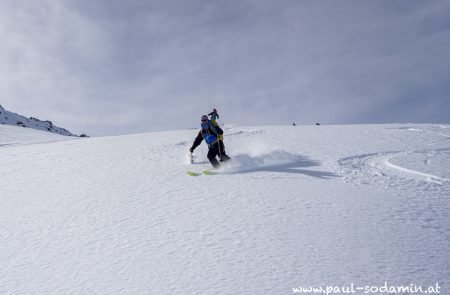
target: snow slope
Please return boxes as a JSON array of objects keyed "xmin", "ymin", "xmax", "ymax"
[
  {"xmin": 1, "ymin": 123, "xmax": 449, "ymax": 294},
  {"xmin": 0, "ymin": 104, "xmax": 76, "ymax": 136}
]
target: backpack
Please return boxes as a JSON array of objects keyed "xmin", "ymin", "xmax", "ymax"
[{"xmin": 201, "ymin": 121, "xmax": 219, "ymax": 146}]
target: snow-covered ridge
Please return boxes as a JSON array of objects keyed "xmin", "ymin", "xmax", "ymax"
[{"xmin": 0, "ymin": 104, "xmax": 76, "ymax": 136}]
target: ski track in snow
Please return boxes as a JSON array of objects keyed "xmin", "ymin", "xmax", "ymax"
[
  {"xmin": 1, "ymin": 124, "xmax": 450, "ymax": 294},
  {"xmin": 336, "ymin": 125, "xmax": 450, "ymax": 244},
  {"xmin": 337, "ymin": 148, "xmax": 450, "ymax": 194}
]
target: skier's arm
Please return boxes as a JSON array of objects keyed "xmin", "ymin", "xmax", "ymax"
[{"xmin": 190, "ymin": 131, "xmax": 203, "ymax": 152}]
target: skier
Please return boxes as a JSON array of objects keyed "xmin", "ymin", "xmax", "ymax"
[
  {"xmin": 208, "ymin": 109, "xmax": 222, "ymax": 136},
  {"xmin": 189, "ymin": 111, "xmax": 231, "ymax": 168},
  {"xmin": 208, "ymin": 108, "xmax": 219, "ymax": 121}
]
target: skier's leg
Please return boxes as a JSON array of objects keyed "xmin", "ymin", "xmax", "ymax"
[
  {"xmin": 221, "ymin": 154, "xmax": 231, "ymax": 161},
  {"xmin": 207, "ymin": 144, "xmax": 220, "ymax": 168},
  {"xmin": 219, "ymin": 141, "xmax": 231, "ymax": 162}
]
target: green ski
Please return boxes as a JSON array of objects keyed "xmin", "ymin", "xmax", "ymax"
[
  {"xmin": 187, "ymin": 170, "xmax": 218, "ymax": 176},
  {"xmin": 203, "ymin": 170, "xmax": 217, "ymax": 175},
  {"xmin": 187, "ymin": 171, "xmax": 201, "ymax": 176}
]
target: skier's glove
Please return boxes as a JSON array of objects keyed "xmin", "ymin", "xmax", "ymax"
[{"xmin": 189, "ymin": 148, "xmax": 194, "ymax": 153}]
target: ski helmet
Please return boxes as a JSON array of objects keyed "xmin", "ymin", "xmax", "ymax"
[{"xmin": 201, "ymin": 115, "xmax": 208, "ymax": 122}]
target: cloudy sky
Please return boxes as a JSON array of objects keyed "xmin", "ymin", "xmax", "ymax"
[{"xmin": 1, "ymin": 0, "xmax": 449, "ymax": 136}]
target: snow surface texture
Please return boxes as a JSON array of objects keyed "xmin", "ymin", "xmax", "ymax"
[
  {"xmin": 1, "ymin": 124, "xmax": 449, "ymax": 294},
  {"xmin": 0, "ymin": 104, "xmax": 75, "ymax": 136}
]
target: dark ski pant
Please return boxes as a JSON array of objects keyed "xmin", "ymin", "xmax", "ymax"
[{"xmin": 208, "ymin": 140, "xmax": 231, "ymax": 168}]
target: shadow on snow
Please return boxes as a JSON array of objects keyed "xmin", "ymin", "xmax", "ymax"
[{"xmin": 220, "ymin": 151, "xmax": 338, "ymax": 179}]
